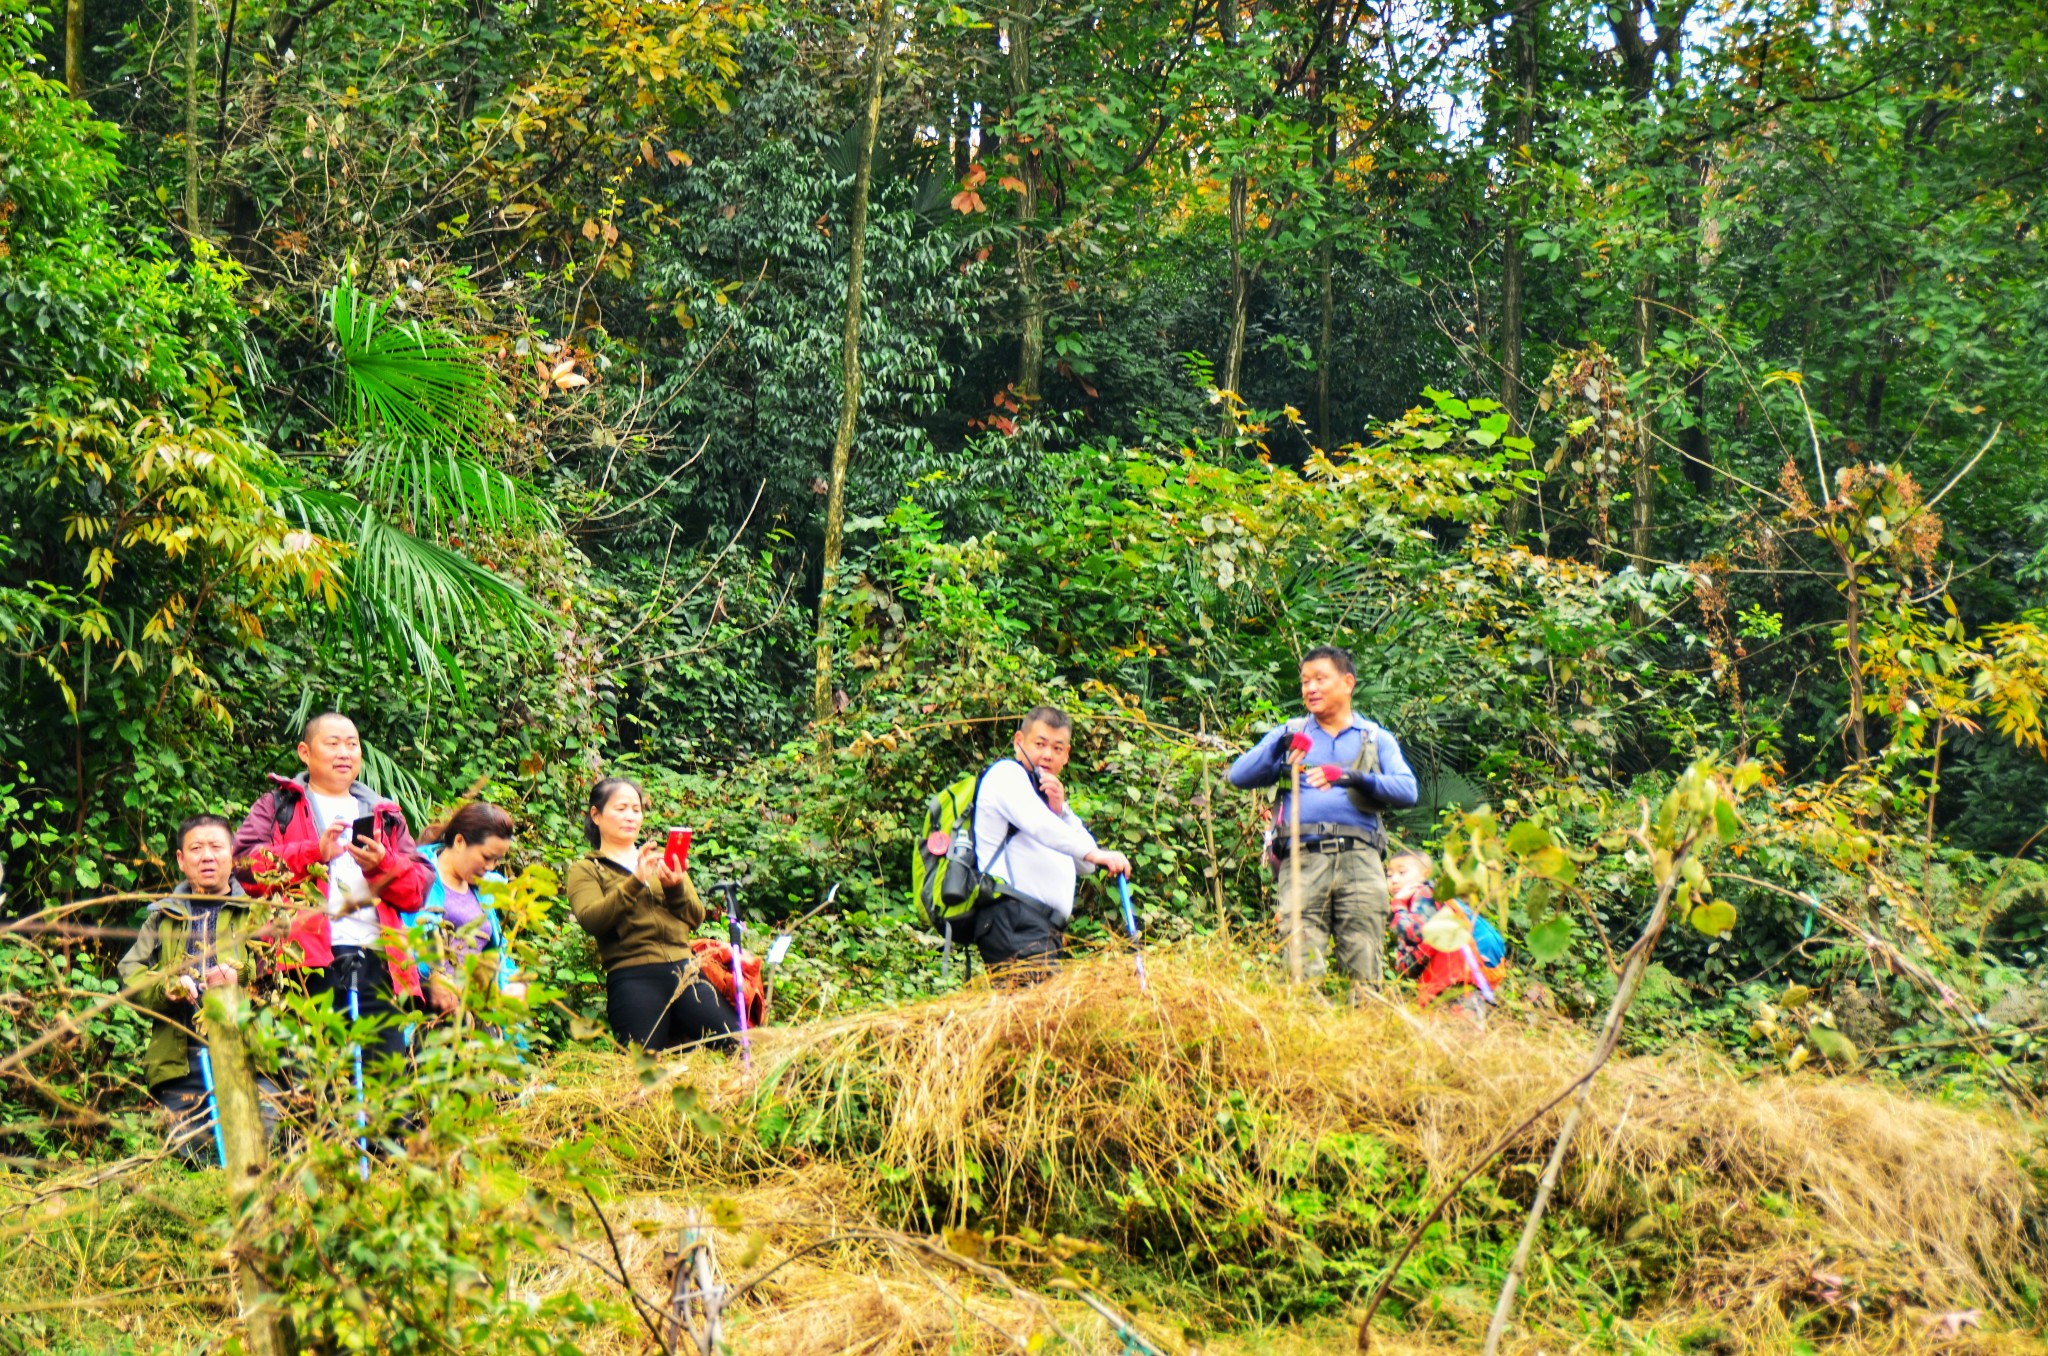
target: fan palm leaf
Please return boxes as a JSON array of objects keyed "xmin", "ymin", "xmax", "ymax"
[
  {"xmin": 276, "ymin": 485, "xmax": 539, "ymax": 694},
  {"xmin": 326, "ymin": 279, "xmax": 499, "ymax": 442},
  {"xmin": 348, "ymin": 439, "xmax": 555, "ymax": 537}
]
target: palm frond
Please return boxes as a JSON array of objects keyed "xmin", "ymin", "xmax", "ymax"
[
  {"xmin": 347, "ymin": 439, "xmax": 555, "ymax": 537},
  {"xmin": 276, "ymin": 485, "xmax": 539, "ymax": 695},
  {"xmin": 326, "ymin": 280, "xmax": 499, "ymax": 443}
]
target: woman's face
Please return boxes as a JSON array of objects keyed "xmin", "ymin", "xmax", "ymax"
[
  {"xmin": 447, "ymin": 834, "xmax": 511, "ymax": 884},
  {"xmin": 592, "ymin": 786, "xmax": 644, "ymax": 846}
]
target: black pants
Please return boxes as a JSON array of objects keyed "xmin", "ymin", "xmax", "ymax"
[
  {"xmin": 974, "ymin": 894, "xmax": 1067, "ymax": 981},
  {"xmin": 306, "ymin": 947, "xmax": 411, "ymax": 1067},
  {"xmin": 607, "ymin": 961, "xmax": 739, "ymax": 1052},
  {"xmin": 153, "ymin": 1067, "xmax": 284, "ymax": 1166}
]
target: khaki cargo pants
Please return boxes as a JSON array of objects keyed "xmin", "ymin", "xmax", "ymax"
[{"xmin": 1275, "ymin": 844, "xmax": 1390, "ymax": 984}]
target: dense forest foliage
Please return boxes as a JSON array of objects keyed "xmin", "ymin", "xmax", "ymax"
[{"xmin": 3, "ymin": 0, "xmax": 2048, "ymax": 1344}]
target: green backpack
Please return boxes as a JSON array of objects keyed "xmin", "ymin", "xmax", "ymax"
[{"xmin": 911, "ymin": 764, "xmax": 1022, "ymax": 972}]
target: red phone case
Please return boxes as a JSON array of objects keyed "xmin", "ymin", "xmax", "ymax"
[{"xmin": 665, "ymin": 826, "xmax": 692, "ymax": 872}]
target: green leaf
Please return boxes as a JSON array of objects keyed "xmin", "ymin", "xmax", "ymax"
[
  {"xmin": 1526, "ymin": 916, "xmax": 1573, "ymax": 962},
  {"xmin": 1806, "ymin": 1025, "xmax": 1860, "ymax": 1065},
  {"xmin": 1527, "ymin": 845, "xmax": 1576, "ymax": 883},
  {"xmin": 1713, "ymin": 798, "xmax": 1741, "ymax": 844},
  {"xmin": 1505, "ymin": 820, "xmax": 1552, "ymax": 855},
  {"xmin": 1689, "ymin": 900, "xmax": 1738, "ymax": 937}
]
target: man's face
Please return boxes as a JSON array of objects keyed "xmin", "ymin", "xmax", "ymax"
[
  {"xmin": 298, "ymin": 716, "xmax": 361, "ymax": 792},
  {"xmin": 1300, "ymin": 658, "xmax": 1356, "ymax": 717},
  {"xmin": 1014, "ymin": 719, "xmax": 1073, "ymax": 777},
  {"xmin": 177, "ymin": 826, "xmax": 233, "ymax": 892}
]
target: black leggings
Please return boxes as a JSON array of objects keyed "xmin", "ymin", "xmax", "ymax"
[{"xmin": 607, "ymin": 961, "xmax": 739, "ymax": 1052}]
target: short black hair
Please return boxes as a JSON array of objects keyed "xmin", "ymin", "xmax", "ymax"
[
  {"xmin": 1301, "ymin": 645, "xmax": 1356, "ymax": 677},
  {"xmin": 1019, "ymin": 705, "xmax": 1072, "ymax": 735},
  {"xmin": 301, "ymin": 711, "xmax": 355, "ymax": 742},
  {"xmin": 176, "ymin": 814, "xmax": 233, "ymax": 852}
]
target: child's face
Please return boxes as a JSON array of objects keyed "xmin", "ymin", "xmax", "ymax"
[{"xmin": 1387, "ymin": 857, "xmax": 1429, "ymax": 898}]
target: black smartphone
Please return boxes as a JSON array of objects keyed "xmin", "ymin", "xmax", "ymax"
[{"xmin": 350, "ymin": 813, "xmax": 377, "ymax": 844}]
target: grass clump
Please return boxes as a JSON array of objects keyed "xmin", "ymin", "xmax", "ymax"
[{"xmin": 527, "ymin": 939, "xmax": 2048, "ymax": 1346}]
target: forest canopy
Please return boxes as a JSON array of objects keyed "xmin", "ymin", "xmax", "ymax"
[{"xmin": 4, "ymin": 0, "xmax": 2048, "ymax": 1337}]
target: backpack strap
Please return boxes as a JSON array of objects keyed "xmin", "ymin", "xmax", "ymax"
[{"xmin": 971, "ymin": 760, "xmax": 1025, "ymax": 882}]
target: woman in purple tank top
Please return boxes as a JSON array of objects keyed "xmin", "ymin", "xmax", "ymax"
[{"xmin": 413, "ymin": 802, "xmax": 518, "ymax": 1012}]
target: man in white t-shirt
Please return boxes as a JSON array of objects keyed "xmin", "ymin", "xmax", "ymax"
[
  {"xmin": 970, "ymin": 706, "xmax": 1132, "ymax": 976},
  {"xmin": 233, "ymin": 713, "xmax": 434, "ymax": 1063}
]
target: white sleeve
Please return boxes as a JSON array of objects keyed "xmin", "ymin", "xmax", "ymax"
[
  {"xmin": 980, "ymin": 762, "xmax": 1098, "ymax": 863},
  {"xmin": 1063, "ymin": 807, "xmax": 1100, "ymax": 875}
]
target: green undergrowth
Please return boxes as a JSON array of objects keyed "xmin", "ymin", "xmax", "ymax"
[{"xmin": 5, "ymin": 948, "xmax": 2046, "ymax": 1354}]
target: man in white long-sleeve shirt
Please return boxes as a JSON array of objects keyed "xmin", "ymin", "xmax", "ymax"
[{"xmin": 971, "ymin": 706, "xmax": 1132, "ymax": 975}]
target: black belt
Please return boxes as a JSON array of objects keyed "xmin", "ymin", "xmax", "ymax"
[{"xmin": 1277, "ymin": 836, "xmax": 1375, "ymax": 859}]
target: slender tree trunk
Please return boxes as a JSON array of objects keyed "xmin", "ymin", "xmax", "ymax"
[
  {"xmin": 183, "ymin": 0, "xmax": 203, "ymax": 232},
  {"xmin": 1217, "ymin": 0, "xmax": 1248, "ymax": 447},
  {"xmin": 1315, "ymin": 235, "xmax": 1335, "ymax": 442},
  {"xmin": 1500, "ymin": 0, "xmax": 1538, "ymax": 535},
  {"xmin": 1008, "ymin": 0, "xmax": 1044, "ymax": 400},
  {"xmin": 1629, "ymin": 288, "xmax": 1655, "ymax": 572},
  {"xmin": 811, "ymin": 0, "xmax": 892, "ymax": 727},
  {"xmin": 1313, "ymin": 44, "xmax": 1339, "ymax": 444},
  {"xmin": 1220, "ymin": 172, "xmax": 1249, "ymax": 446},
  {"xmin": 1842, "ymin": 556, "xmax": 1867, "ymax": 761},
  {"xmin": 1479, "ymin": 855, "xmax": 1686, "ymax": 1355},
  {"xmin": 66, "ymin": 0, "xmax": 86, "ymax": 94},
  {"xmin": 202, "ymin": 987, "xmax": 287, "ymax": 1356},
  {"xmin": 950, "ymin": 93, "xmax": 969, "ymax": 181}
]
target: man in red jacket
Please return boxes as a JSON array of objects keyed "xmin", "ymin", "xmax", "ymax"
[{"xmin": 233, "ymin": 712, "xmax": 434, "ymax": 1064}]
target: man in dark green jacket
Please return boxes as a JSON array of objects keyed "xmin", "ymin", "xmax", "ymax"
[{"xmin": 119, "ymin": 815, "xmax": 281, "ymax": 1163}]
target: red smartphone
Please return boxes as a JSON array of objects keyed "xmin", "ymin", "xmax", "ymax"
[{"xmin": 664, "ymin": 826, "xmax": 692, "ymax": 872}]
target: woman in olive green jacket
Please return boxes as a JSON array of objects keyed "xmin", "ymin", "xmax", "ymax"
[{"xmin": 565, "ymin": 778, "xmax": 738, "ymax": 1051}]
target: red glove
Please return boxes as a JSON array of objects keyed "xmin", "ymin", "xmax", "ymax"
[
  {"xmin": 1319, "ymin": 764, "xmax": 1345, "ymax": 785},
  {"xmin": 1288, "ymin": 731, "xmax": 1314, "ymax": 756}
]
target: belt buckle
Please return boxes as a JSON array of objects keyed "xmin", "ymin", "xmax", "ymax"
[{"xmin": 1314, "ymin": 838, "xmax": 1344, "ymax": 854}]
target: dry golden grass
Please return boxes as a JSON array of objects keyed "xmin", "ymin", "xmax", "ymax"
[{"xmin": 519, "ymin": 939, "xmax": 2048, "ymax": 1353}]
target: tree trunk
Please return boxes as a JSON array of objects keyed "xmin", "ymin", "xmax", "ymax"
[
  {"xmin": 1217, "ymin": 0, "xmax": 1248, "ymax": 447},
  {"xmin": 1313, "ymin": 42, "xmax": 1339, "ymax": 445},
  {"xmin": 1315, "ymin": 234, "xmax": 1335, "ymax": 443},
  {"xmin": 1008, "ymin": 0, "xmax": 1044, "ymax": 400},
  {"xmin": 1629, "ymin": 287, "xmax": 1654, "ymax": 572},
  {"xmin": 810, "ymin": 0, "xmax": 893, "ymax": 727},
  {"xmin": 1220, "ymin": 171, "xmax": 1249, "ymax": 447},
  {"xmin": 183, "ymin": 0, "xmax": 203, "ymax": 233},
  {"xmin": 1500, "ymin": 0, "xmax": 1538, "ymax": 535},
  {"xmin": 1479, "ymin": 854, "xmax": 1686, "ymax": 1354},
  {"xmin": 66, "ymin": 0, "xmax": 86, "ymax": 94},
  {"xmin": 202, "ymin": 986, "xmax": 288, "ymax": 1356}
]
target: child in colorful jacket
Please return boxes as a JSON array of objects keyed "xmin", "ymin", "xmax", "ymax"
[{"xmin": 1387, "ymin": 851, "xmax": 1507, "ymax": 1008}]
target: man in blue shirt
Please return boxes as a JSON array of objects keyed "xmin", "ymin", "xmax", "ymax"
[{"xmin": 1229, "ymin": 645, "xmax": 1418, "ymax": 986}]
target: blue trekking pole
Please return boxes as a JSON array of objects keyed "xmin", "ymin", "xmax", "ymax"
[
  {"xmin": 195, "ymin": 1044, "xmax": 227, "ymax": 1168},
  {"xmin": 1116, "ymin": 876, "xmax": 1149, "ymax": 993},
  {"xmin": 347, "ymin": 971, "xmax": 369, "ymax": 1181}
]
